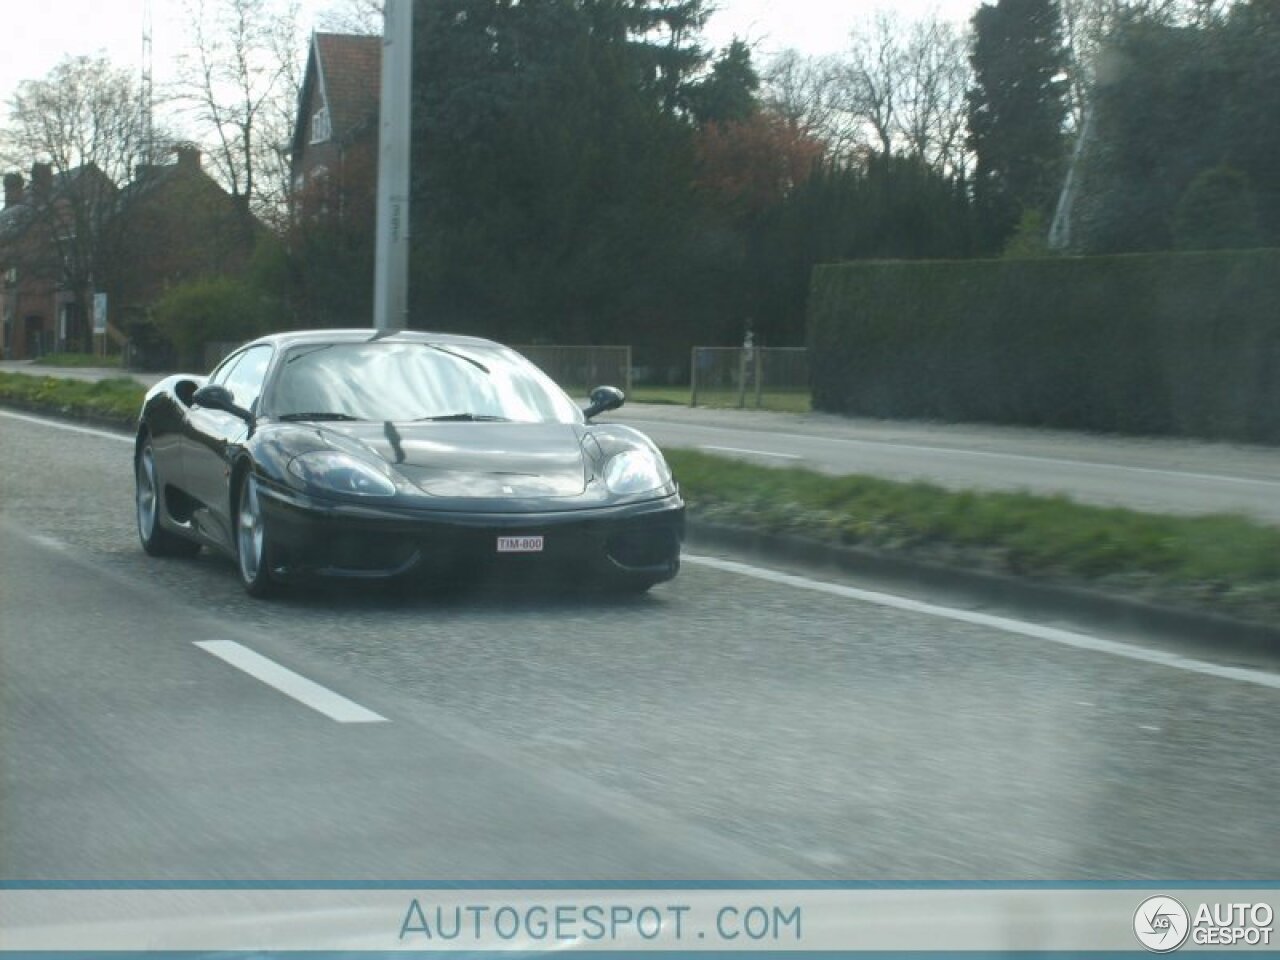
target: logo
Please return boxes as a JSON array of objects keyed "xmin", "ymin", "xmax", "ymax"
[{"xmin": 1135, "ymin": 896, "xmax": 1190, "ymax": 953}]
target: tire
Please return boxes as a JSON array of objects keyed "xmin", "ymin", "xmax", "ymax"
[
  {"xmin": 235, "ymin": 471, "xmax": 279, "ymax": 598},
  {"xmin": 136, "ymin": 439, "xmax": 200, "ymax": 558}
]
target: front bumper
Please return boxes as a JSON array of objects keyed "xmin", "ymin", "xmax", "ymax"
[{"xmin": 256, "ymin": 484, "xmax": 685, "ymax": 584}]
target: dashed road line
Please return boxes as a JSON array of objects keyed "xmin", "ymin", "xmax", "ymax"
[{"xmin": 194, "ymin": 640, "xmax": 389, "ymax": 724}]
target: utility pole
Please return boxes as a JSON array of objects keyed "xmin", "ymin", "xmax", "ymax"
[
  {"xmin": 373, "ymin": 0, "xmax": 413, "ymax": 331},
  {"xmin": 141, "ymin": 0, "xmax": 155, "ymax": 162}
]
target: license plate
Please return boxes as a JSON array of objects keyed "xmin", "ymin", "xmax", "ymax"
[{"xmin": 497, "ymin": 536, "xmax": 544, "ymax": 553}]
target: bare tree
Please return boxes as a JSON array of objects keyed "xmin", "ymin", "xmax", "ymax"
[
  {"xmin": 316, "ymin": 0, "xmax": 384, "ymax": 34},
  {"xmin": 2, "ymin": 55, "xmax": 151, "ymax": 338},
  {"xmin": 899, "ymin": 16, "xmax": 971, "ymax": 174},
  {"xmin": 836, "ymin": 10, "xmax": 906, "ymax": 157},
  {"xmin": 173, "ymin": 0, "xmax": 305, "ymax": 226},
  {"xmin": 762, "ymin": 50, "xmax": 855, "ymax": 155},
  {"xmin": 784, "ymin": 11, "xmax": 969, "ymax": 172}
]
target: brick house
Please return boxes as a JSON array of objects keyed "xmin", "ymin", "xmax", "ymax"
[
  {"xmin": 1, "ymin": 147, "xmax": 257, "ymax": 361},
  {"xmin": 110, "ymin": 146, "xmax": 257, "ymax": 323},
  {"xmin": 285, "ymin": 33, "xmax": 382, "ymax": 328},
  {"xmin": 290, "ymin": 32, "xmax": 381, "ymax": 222},
  {"xmin": 0, "ymin": 163, "xmax": 117, "ymax": 359}
]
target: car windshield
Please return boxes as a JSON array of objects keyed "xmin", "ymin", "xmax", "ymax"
[{"xmin": 269, "ymin": 340, "xmax": 583, "ymax": 424}]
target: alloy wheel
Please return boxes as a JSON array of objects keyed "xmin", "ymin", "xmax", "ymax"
[{"xmin": 237, "ymin": 474, "xmax": 265, "ymax": 584}]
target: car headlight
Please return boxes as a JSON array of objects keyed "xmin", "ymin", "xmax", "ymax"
[
  {"xmin": 287, "ymin": 451, "xmax": 396, "ymax": 497},
  {"xmin": 603, "ymin": 449, "xmax": 671, "ymax": 496}
]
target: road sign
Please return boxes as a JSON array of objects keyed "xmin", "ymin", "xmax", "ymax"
[{"xmin": 93, "ymin": 293, "xmax": 107, "ymax": 334}]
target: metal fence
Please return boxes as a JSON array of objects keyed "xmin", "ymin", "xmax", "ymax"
[
  {"xmin": 690, "ymin": 346, "xmax": 810, "ymax": 411},
  {"xmin": 513, "ymin": 344, "xmax": 632, "ymax": 397}
]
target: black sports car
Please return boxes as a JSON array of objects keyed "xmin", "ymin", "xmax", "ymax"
[{"xmin": 134, "ymin": 329, "xmax": 684, "ymax": 596}]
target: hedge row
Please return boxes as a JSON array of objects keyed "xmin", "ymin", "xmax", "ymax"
[{"xmin": 807, "ymin": 249, "xmax": 1280, "ymax": 443}]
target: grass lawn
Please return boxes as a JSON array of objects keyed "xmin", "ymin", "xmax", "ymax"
[
  {"xmin": 31, "ymin": 352, "xmax": 122, "ymax": 368},
  {"xmin": 668, "ymin": 448, "xmax": 1280, "ymax": 626},
  {"xmin": 0, "ymin": 372, "xmax": 143, "ymax": 422}
]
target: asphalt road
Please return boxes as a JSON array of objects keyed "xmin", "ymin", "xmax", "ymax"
[
  {"xmin": 5, "ymin": 361, "xmax": 1279, "ymax": 523},
  {"xmin": 2, "ymin": 409, "xmax": 1279, "ymax": 881}
]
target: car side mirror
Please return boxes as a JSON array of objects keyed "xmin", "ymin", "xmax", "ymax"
[
  {"xmin": 583, "ymin": 385, "xmax": 625, "ymax": 420},
  {"xmin": 174, "ymin": 378, "xmax": 202, "ymax": 407},
  {"xmin": 193, "ymin": 384, "xmax": 254, "ymax": 426}
]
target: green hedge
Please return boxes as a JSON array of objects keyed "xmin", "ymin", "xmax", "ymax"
[{"xmin": 807, "ymin": 250, "xmax": 1280, "ymax": 443}]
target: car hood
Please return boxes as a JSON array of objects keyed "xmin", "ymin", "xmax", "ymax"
[{"xmin": 315, "ymin": 420, "xmax": 589, "ymax": 498}]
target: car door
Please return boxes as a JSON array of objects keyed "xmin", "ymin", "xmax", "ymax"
[
  {"xmin": 184, "ymin": 345, "xmax": 274, "ymax": 551},
  {"xmin": 145, "ymin": 378, "xmax": 198, "ymax": 502}
]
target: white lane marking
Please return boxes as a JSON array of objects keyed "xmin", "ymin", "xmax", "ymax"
[
  {"xmin": 28, "ymin": 533, "xmax": 68, "ymax": 551},
  {"xmin": 194, "ymin": 640, "xmax": 388, "ymax": 724},
  {"xmin": 0, "ymin": 408, "xmax": 133, "ymax": 443},
  {"xmin": 684, "ymin": 554, "xmax": 1280, "ymax": 692},
  {"xmin": 701, "ymin": 444, "xmax": 802, "ymax": 461},
  {"xmin": 630, "ymin": 418, "xmax": 1280, "ymax": 490}
]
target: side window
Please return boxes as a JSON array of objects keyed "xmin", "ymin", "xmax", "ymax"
[
  {"xmin": 221, "ymin": 346, "xmax": 273, "ymax": 411},
  {"xmin": 209, "ymin": 352, "xmax": 243, "ymax": 386}
]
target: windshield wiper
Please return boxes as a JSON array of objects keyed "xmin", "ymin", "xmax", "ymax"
[
  {"xmin": 421, "ymin": 343, "xmax": 490, "ymax": 374},
  {"xmin": 277, "ymin": 412, "xmax": 361, "ymax": 422},
  {"xmin": 285, "ymin": 345, "xmax": 334, "ymax": 364},
  {"xmin": 416, "ymin": 413, "xmax": 510, "ymax": 422}
]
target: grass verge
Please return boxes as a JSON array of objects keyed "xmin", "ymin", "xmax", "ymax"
[
  {"xmin": 31, "ymin": 352, "xmax": 123, "ymax": 368},
  {"xmin": 0, "ymin": 372, "xmax": 143, "ymax": 423},
  {"xmin": 1, "ymin": 374, "xmax": 1273, "ymax": 627},
  {"xmin": 668, "ymin": 449, "xmax": 1280, "ymax": 627}
]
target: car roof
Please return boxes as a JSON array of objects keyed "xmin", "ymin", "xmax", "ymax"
[{"xmin": 241, "ymin": 329, "xmax": 505, "ymax": 352}]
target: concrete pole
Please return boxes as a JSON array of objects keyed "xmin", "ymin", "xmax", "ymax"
[{"xmin": 372, "ymin": 0, "xmax": 413, "ymax": 331}]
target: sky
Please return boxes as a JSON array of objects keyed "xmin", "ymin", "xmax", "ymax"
[
  {"xmin": 700, "ymin": 0, "xmax": 978, "ymax": 55},
  {"xmin": 0, "ymin": 0, "xmax": 982, "ymax": 127}
]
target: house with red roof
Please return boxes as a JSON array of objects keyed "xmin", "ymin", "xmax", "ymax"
[
  {"xmin": 1, "ymin": 147, "xmax": 260, "ymax": 361},
  {"xmin": 0, "ymin": 163, "xmax": 118, "ymax": 359},
  {"xmin": 290, "ymin": 32, "xmax": 382, "ymax": 223}
]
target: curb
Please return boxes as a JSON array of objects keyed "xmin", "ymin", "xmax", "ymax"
[{"xmin": 686, "ymin": 521, "xmax": 1280, "ymax": 661}]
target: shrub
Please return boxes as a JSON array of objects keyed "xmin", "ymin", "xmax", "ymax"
[{"xmin": 152, "ymin": 277, "xmax": 276, "ymax": 368}]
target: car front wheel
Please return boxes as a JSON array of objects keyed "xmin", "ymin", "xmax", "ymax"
[{"xmin": 236, "ymin": 472, "xmax": 279, "ymax": 597}]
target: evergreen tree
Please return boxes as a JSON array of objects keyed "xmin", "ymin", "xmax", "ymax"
[
  {"xmin": 408, "ymin": 0, "xmax": 714, "ymax": 345},
  {"xmin": 745, "ymin": 155, "xmax": 983, "ymax": 345},
  {"xmin": 966, "ymin": 0, "xmax": 1070, "ymax": 244},
  {"xmin": 1069, "ymin": 1, "xmax": 1280, "ymax": 253},
  {"xmin": 688, "ymin": 40, "xmax": 760, "ymax": 125}
]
